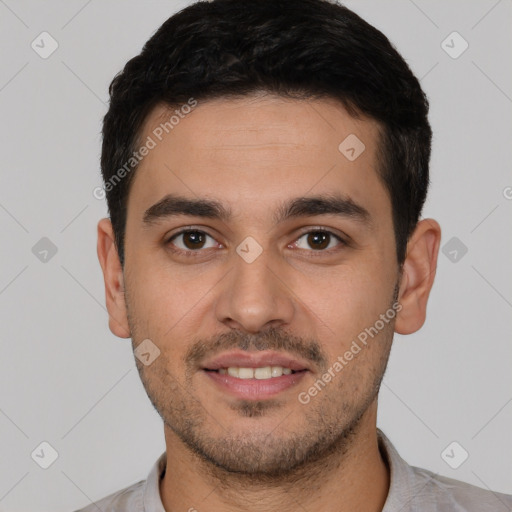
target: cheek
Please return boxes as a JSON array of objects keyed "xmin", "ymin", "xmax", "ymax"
[
  {"xmin": 128, "ymin": 260, "xmax": 207, "ymax": 321},
  {"xmin": 298, "ymin": 262, "xmax": 395, "ymax": 351},
  {"xmin": 126, "ymin": 262, "xmax": 220, "ymax": 363}
]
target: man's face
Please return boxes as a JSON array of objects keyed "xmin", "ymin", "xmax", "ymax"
[{"xmin": 122, "ymin": 94, "xmax": 400, "ymax": 474}]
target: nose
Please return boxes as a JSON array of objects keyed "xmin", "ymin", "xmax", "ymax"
[{"xmin": 214, "ymin": 245, "xmax": 296, "ymax": 333}]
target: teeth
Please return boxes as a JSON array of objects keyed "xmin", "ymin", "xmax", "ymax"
[
  {"xmin": 238, "ymin": 367, "xmax": 254, "ymax": 379},
  {"xmin": 271, "ymin": 366, "xmax": 283, "ymax": 377},
  {"xmin": 219, "ymin": 366, "xmax": 295, "ymax": 379},
  {"xmin": 254, "ymin": 366, "xmax": 272, "ymax": 379},
  {"xmin": 227, "ymin": 367, "xmax": 239, "ymax": 377}
]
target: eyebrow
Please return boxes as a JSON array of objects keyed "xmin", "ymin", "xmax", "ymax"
[{"xmin": 142, "ymin": 193, "xmax": 371, "ymax": 227}]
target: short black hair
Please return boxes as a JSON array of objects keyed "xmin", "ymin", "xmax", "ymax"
[{"xmin": 101, "ymin": 0, "xmax": 431, "ymax": 267}]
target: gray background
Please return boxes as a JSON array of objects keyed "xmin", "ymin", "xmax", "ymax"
[{"xmin": 0, "ymin": 0, "xmax": 511, "ymax": 510}]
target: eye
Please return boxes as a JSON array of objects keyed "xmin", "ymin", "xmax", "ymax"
[
  {"xmin": 168, "ymin": 230, "xmax": 218, "ymax": 251},
  {"xmin": 292, "ymin": 230, "xmax": 345, "ymax": 251}
]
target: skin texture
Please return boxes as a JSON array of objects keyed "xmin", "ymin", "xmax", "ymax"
[{"xmin": 97, "ymin": 93, "xmax": 441, "ymax": 512}]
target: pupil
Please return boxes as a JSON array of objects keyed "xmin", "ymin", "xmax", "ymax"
[
  {"xmin": 308, "ymin": 232, "xmax": 329, "ymax": 250},
  {"xmin": 184, "ymin": 231, "xmax": 205, "ymax": 249}
]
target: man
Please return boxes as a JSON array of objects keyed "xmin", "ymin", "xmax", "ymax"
[{"xmin": 77, "ymin": 0, "xmax": 512, "ymax": 510}]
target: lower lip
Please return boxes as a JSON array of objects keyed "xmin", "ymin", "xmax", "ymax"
[{"xmin": 203, "ymin": 370, "xmax": 308, "ymax": 400}]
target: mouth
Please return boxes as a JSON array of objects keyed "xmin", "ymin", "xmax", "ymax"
[
  {"xmin": 200, "ymin": 351, "xmax": 310, "ymax": 400},
  {"xmin": 205, "ymin": 365, "xmax": 303, "ymax": 379}
]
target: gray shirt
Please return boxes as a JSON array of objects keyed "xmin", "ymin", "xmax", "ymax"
[{"xmin": 74, "ymin": 429, "xmax": 512, "ymax": 511}]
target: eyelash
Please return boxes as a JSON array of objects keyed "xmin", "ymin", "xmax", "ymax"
[{"xmin": 165, "ymin": 227, "xmax": 348, "ymax": 258}]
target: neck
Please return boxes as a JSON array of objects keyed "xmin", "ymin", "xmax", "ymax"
[{"xmin": 159, "ymin": 400, "xmax": 389, "ymax": 512}]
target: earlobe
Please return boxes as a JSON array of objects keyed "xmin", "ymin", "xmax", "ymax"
[
  {"xmin": 97, "ymin": 218, "xmax": 131, "ymax": 338},
  {"xmin": 395, "ymin": 219, "xmax": 441, "ymax": 335}
]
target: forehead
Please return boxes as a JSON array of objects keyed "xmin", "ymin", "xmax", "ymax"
[{"xmin": 127, "ymin": 94, "xmax": 390, "ymax": 225}]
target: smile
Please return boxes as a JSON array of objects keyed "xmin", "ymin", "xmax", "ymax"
[{"xmin": 215, "ymin": 366, "xmax": 295, "ymax": 379}]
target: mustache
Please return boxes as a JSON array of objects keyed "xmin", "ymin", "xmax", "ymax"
[{"xmin": 185, "ymin": 326, "xmax": 328, "ymax": 371}]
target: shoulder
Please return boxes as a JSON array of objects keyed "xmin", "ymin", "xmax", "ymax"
[
  {"xmin": 377, "ymin": 429, "xmax": 512, "ymax": 512},
  {"xmin": 407, "ymin": 464, "xmax": 512, "ymax": 511},
  {"xmin": 72, "ymin": 479, "xmax": 144, "ymax": 512}
]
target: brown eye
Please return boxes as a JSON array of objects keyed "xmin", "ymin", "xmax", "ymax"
[
  {"xmin": 169, "ymin": 230, "xmax": 216, "ymax": 251},
  {"xmin": 184, "ymin": 231, "xmax": 205, "ymax": 249},
  {"xmin": 307, "ymin": 231, "xmax": 330, "ymax": 250},
  {"xmin": 294, "ymin": 230, "xmax": 344, "ymax": 251}
]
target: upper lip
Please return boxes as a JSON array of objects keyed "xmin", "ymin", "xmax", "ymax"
[{"xmin": 201, "ymin": 350, "xmax": 311, "ymax": 372}]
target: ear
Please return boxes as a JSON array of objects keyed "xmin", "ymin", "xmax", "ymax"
[
  {"xmin": 97, "ymin": 218, "xmax": 131, "ymax": 338},
  {"xmin": 395, "ymin": 218, "xmax": 441, "ymax": 335}
]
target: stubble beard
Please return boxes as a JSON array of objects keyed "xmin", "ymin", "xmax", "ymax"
[
  {"xmin": 131, "ymin": 330, "xmax": 393, "ymax": 483},
  {"xmin": 125, "ymin": 283, "xmax": 398, "ymax": 483}
]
